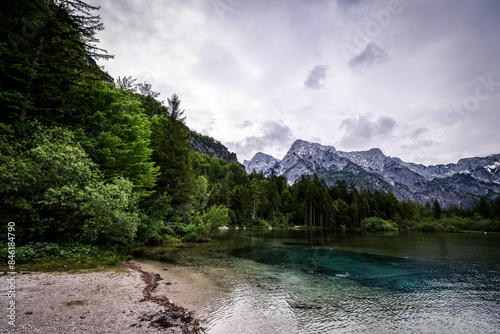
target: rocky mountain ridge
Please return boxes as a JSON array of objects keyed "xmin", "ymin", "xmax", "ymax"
[
  {"xmin": 244, "ymin": 139, "xmax": 500, "ymax": 208},
  {"xmin": 189, "ymin": 130, "xmax": 239, "ymax": 165}
]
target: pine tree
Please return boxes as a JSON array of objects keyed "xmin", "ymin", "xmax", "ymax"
[
  {"xmin": 0, "ymin": 0, "xmax": 113, "ymax": 124},
  {"xmin": 150, "ymin": 94, "xmax": 195, "ymax": 206},
  {"xmin": 432, "ymin": 199, "xmax": 442, "ymax": 219}
]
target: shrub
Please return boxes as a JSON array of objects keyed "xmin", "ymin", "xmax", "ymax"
[
  {"xmin": 0, "ymin": 242, "xmax": 100, "ymax": 264},
  {"xmin": 0, "ymin": 126, "xmax": 140, "ymax": 245},
  {"xmin": 361, "ymin": 217, "xmax": 399, "ymax": 231},
  {"xmin": 183, "ymin": 205, "xmax": 230, "ymax": 242},
  {"xmin": 248, "ymin": 217, "xmax": 269, "ymax": 229}
]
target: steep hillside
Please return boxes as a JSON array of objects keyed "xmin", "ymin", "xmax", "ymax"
[{"xmin": 189, "ymin": 130, "xmax": 239, "ymax": 164}]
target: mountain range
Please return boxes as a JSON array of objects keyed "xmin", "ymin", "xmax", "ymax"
[{"xmin": 244, "ymin": 139, "xmax": 500, "ymax": 208}]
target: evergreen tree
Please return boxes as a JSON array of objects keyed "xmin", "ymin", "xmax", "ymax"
[
  {"xmin": 150, "ymin": 94, "xmax": 195, "ymax": 206},
  {"xmin": 333, "ymin": 199, "xmax": 350, "ymax": 227},
  {"xmin": 250, "ymin": 179, "xmax": 261, "ymax": 219},
  {"xmin": 0, "ymin": 0, "xmax": 112, "ymax": 124},
  {"xmin": 432, "ymin": 200, "xmax": 442, "ymax": 219},
  {"xmin": 477, "ymin": 197, "xmax": 491, "ymax": 219}
]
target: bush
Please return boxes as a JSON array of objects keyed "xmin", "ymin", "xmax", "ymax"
[
  {"xmin": 161, "ymin": 235, "xmax": 182, "ymax": 244},
  {"xmin": 248, "ymin": 217, "xmax": 269, "ymax": 229},
  {"xmin": 361, "ymin": 217, "xmax": 399, "ymax": 231},
  {"xmin": 414, "ymin": 220, "xmax": 441, "ymax": 232},
  {"xmin": 182, "ymin": 232, "xmax": 206, "ymax": 243},
  {"xmin": 0, "ymin": 126, "xmax": 140, "ymax": 245},
  {"xmin": 183, "ymin": 205, "xmax": 230, "ymax": 242},
  {"xmin": 136, "ymin": 192, "xmax": 180, "ymax": 245},
  {"xmin": 0, "ymin": 242, "xmax": 100, "ymax": 264}
]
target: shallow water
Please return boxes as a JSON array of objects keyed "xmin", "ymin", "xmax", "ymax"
[{"xmin": 133, "ymin": 230, "xmax": 500, "ymax": 333}]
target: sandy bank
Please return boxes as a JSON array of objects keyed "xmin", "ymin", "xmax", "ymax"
[{"xmin": 0, "ymin": 261, "xmax": 211, "ymax": 333}]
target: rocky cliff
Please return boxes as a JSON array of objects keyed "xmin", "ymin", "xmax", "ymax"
[{"xmin": 189, "ymin": 130, "xmax": 240, "ymax": 165}]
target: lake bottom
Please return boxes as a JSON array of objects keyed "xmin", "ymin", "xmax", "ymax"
[{"xmin": 134, "ymin": 230, "xmax": 500, "ymax": 333}]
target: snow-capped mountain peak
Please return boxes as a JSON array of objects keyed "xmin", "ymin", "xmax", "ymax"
[{"xmin": 243, "ymin": 139, "xmax": 500, "ymax": 208}]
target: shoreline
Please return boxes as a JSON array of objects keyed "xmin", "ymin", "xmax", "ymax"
[
  {"xmin": 0, "ymin": 261, "xmax": 208, "ymax": 333},
  {"xmin": 128, "ymin": 259, "xmax": 223, "ymax": 314}
]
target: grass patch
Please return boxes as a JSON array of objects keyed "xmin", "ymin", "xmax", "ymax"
[{"xmin": 0, "ymin": 242, "xmax": 133, "ymax": 273}]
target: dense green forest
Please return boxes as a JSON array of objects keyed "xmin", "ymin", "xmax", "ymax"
[{"xmin": 1, "ymin": 1, "xmax": 499, "ymax": 262}]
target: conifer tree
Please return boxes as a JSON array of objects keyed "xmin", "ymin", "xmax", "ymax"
[
  {"xmin": 0, "ymin": 0, "xmax": 112, "ymax": 124},
  {"xmin": 150, "ymin": 94, "xmax": 195, "ymax": 206},
  {"xmin": 432, "ymin": 199, "xmax": 442, "ymax": 219}
]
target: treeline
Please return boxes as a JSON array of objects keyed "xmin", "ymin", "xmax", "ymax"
[
  {"xmin": 207, "ymin": 172, "xmax": 500, "ymax": 232},
  {"xmin": 1, "ymin": 1, "xmax": 498, "ymax": 252}
]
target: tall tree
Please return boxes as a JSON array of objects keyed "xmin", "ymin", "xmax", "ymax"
[
  {"xmin": 150, "ymin": 94, "xmax": 195, "ymax": 206},
  {"xmin": 432, "ymin": 199, "xmax": 442, "ymax": 219},
  {"xmin": 0, "ymin": 0, "xmax": 112, "ymax": 124},
  {"xmin": 250, "ymin": 179, "xmax": 261, "ymax": 219},
  {"xmin": 69, "ymin": 81, "xmax": 159, "ymax": 198}
]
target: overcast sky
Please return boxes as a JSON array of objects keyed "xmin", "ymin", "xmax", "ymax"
[{"xmin": 88, "ymin": 0, "xmax": 500, "ymax": 166}]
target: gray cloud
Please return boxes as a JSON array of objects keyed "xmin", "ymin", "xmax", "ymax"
[
  {"xmin": 336, "ymin": 0, "xmax": 373, "ymax": 20},
  {"xmin": 304, "ymin": 65, "xmax": 329, "ymax": 89},
  {"xmin": 337, "ymin": 0, "xmax": 370, "ymax": 10},
  {"xmin": 228, "ymin": 121, "xmax": 294, "ymax": 159},
  {"xmin": 238, "ymin": 120, "xmax": 254, "ymax": 129},
  {"xmin": 339, "ymin": 114, "xmax": 396, "ymax": 148},
  {"xmin": 89, "ymin": 0, "xmax": 500, "ymax": 165},
  {"xmin": 311, "ymin": 137, "xmax": 323, "ymax": 143},
  {"xmin": 411, "ymin": 128, "xmax": 427, "ymax": 138},
  {"xmin": 400, "ymin": 127, "xmax": 437, "ymax": 150},
  {"xmin": 348, "ymin": 43, "xmax": 389, "ymax": 72}
]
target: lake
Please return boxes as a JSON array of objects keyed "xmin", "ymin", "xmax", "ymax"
[{"xmin": 133, "ymin": 229, "xmax": 500, "ymax": 333}]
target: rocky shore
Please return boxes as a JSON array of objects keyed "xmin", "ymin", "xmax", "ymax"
[{"xmin": 0, "ymin": 262, "xmax": 205, "ymax": 333}]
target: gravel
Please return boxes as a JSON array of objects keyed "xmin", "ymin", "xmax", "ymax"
[{"xmin": 0, "ymin": 265, "xmax": 204, "ymax": 334}]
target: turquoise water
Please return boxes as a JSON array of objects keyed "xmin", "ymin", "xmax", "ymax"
[{"xmin": 134, "ymin": 230, "xmax": 500, "ymax": 333}]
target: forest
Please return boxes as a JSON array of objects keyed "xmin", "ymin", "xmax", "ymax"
[{"xmin": 1, "ymin": 1, "xmax": 499, "ymax": 264}]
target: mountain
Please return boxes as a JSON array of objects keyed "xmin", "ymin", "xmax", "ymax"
[
  {"xmin": 189, "ymin": 130, "xmax": 240, "ymax": 165},
  {"xmin": 244, "ymin": 139, "xmax": 500, "ymax": 208}
]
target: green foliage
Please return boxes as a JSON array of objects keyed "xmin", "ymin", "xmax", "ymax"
[
  {"xmin": 0, "ymin": 125, "xmax": 140, "ymax": 244},
  {"xmin": 432, "ymin": 199, "xmax": 442, "ymax": 219},
  {"xmin": 247, "ymin": 217, "xmax": 270, "ymax": 229},
  {"xmin": 333, "ymin": 199, "xmax": 350, "ymax": 227},
  {"xmin": 150, "ymin": 94, "xmax": 195, "ymax": 206},
  {"xmin": 69, "ymin": 81, "xmax": 159, "ymax": 198},
  {"xmin": 361, "ymin": 217, "xmax": 399, "ymax": 231},
  {"xmin": 400, "ymin": 214, "xmax": 500, "ymax": 233},
  {"xmin": 66, "ymin": 177, "xmax": 141, "ymax": 244},
  {"xmin": 0, "ymin": 0, "xmax": 109, "ymax": 124},
  {"xmin": 193, "ymin": 175, "xmax": 210, "ymax": 213},
  {"xmin": 136, "ymin": 192, "xmax": 180, "ymax": 245},
  {"xmin": 0, "ymin": 242, "xmax": 133, "ymax": 270},
  {"xmin": 0, "ymin": 242, "xmax": 99, "ymax": 264},
  {"xmin": 183, "ymin": 205, "xmax": 230, "ymax": 242},
  {"xmin": 1, "ymin": 0, "xmax": 499, "ymax": 257}
]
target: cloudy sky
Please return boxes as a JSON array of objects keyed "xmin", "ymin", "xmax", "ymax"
[{"xmin": 88, "ymin": 0, "xmax": 500, "ymax": 165}]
